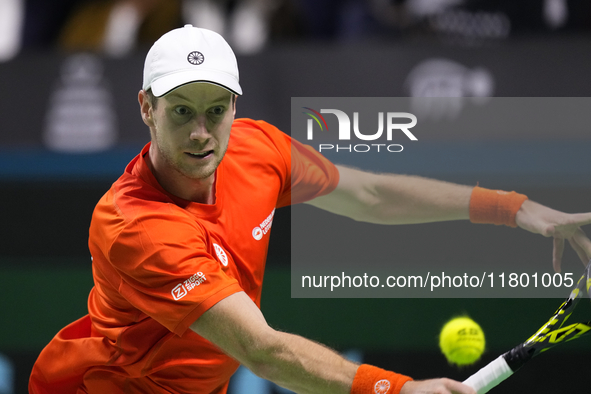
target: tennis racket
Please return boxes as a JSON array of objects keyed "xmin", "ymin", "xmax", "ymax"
[{"xmin": 463, "ymin": 259, "xmax": 591, "ymax": 393}]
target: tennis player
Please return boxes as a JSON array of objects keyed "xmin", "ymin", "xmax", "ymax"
[{"xmin": 29, "ymin": 25, "xmax": 591, "ymax": 394}]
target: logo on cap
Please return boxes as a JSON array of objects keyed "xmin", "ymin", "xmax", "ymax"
[{"xmin": 187, "ymin": 51, "xmax": 205, "ymax": 65}]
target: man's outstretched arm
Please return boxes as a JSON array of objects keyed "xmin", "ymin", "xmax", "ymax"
[
  {"xmin": 190, "ymin": 291, "xmax": 476, "ymax": 394},
  {"xmin": 306, "ymin": 165, "xmax": 472, "ymax": 225},
  {"xmin": 307, "ymin": 165, "xmax": 591, "ymax": 270}
]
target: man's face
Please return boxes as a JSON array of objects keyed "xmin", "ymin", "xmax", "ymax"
[{"xmin": 141, "ymin": 83, "xmax": 236, "ymax": 182}]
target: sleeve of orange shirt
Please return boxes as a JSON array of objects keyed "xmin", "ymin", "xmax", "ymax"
[
  {"xmin": 287, "ymin": 138, "xmax": 340, "ymax": 205},
  {"xmin": 105, "ymin": 205, "xmax": 242, "ymax": 337},
  {"xmin": 235, "ymin": 119, "xmax": 340, "ymax": 208}
]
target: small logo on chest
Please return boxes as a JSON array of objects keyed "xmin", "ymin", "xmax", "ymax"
[{"xmin": 252, "ymin": 209, "xmax": 275, "ymax": 241}]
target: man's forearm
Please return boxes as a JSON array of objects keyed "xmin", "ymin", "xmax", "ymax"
[
  {"xmin": 308, "ymin": 166, "xmax": 472, "ymax": 225},
  {"xmin": 361, "ymin": 173, "xmax": 472, "ymax": 224},
  {"xmin": 248, "ymin": 330, "xmax": 358, "ymax": 394},
  {"xmin": 191, "ymin": 292, "xmax": 358, "ymax": 393}
]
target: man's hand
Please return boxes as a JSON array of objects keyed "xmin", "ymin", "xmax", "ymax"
[
  {"xmin": 515, "ymin": 200, "xmax": 591, "ymax": 272},
  {"xmin": 400, "ymin": 378, "xmax": 476, "ymax": 394}
]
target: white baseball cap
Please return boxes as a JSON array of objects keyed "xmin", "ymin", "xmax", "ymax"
[{"xmin": 143, "ymin": 24, "xmax": 242, "ymax": 97}]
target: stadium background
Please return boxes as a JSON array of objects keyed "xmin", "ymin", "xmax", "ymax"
[{"xmin": 1, "ymin": 0, "xmax": 591, "ymax": 393}]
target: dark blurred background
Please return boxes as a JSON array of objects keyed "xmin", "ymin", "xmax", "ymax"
[{"xmin": 1, "ymin": 0, "xmax": 591, "ymax": 393}]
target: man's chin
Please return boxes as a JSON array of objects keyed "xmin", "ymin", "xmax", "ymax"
[
  {"xmin": 178, "ymin": 151, "xmax": 224, "ymax": 180},
  {"xmin": 180, "ymin": 163, "xmax": 218, "ymax": 181}
]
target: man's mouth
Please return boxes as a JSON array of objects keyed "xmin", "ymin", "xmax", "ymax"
[{"xmin": 186, "ymin": 150, "xmax": 214, "ymax": 159}]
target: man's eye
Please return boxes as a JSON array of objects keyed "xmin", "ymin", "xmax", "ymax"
[
  {"xmin": 175, "ymin": 107, "xmax": 190, "ymax": 115},
  {"xmin": 210, "ymin": 107, "xmax": 225, "ymax": 115}
]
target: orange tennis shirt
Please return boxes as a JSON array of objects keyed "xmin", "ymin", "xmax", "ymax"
[{"xmin": 30, "ymin": 119, "xmax": 339, "ymax": 394}]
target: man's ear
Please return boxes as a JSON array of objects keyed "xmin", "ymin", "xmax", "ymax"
[
  {"xmin": 232, "ymin": 95, "xmax": 237, "ymax": 117},
  {"xmin": 138, "ymin": 90, "xmax": 155, "ymax": 127}
]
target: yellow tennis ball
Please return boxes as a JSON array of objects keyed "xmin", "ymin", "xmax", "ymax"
[{"xmin": 439, "ymin": 317, "xmax": 485, "ymax": 366}]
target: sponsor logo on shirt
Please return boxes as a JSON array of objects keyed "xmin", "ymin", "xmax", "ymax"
[
  {"xmin": 252, "ymin": 209, "xmax": 275, "ymax": 241},
  {"xmin": 252, "ymin": 227, "xmax": 263, "ymax": 240},
  {"xmin": 213, "ymin": 243, "xmax": 228, "ymax": 267},
  {"xmin": 171, "ymin": 272, "xmax": 207, "ymax": 300}
]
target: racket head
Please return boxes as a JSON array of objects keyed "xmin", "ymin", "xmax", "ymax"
[
  {"xmin": 464, "ymin": 260, "xmax": 591, "ymax": 393},
  {"xmin": 511, "ymin": 259, "xmax": 591, "ymax": 364}
]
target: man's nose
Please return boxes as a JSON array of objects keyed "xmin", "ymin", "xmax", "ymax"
[{"xmin": 189, "ymin": 116, "xmax": 209, "ymax": 142}]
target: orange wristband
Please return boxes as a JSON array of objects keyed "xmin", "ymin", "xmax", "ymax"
[
  {"xmin": 469, "ymin": 186, "xmax": 528, "ymax": 227},
  {"xmin": 351, "ymin": 364, "xmax": 413, "ymax": 394}
]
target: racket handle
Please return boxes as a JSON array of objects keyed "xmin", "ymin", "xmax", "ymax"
[{"xmin": 463, "ymin": 355, "xmax": 513, "ymax": 394}]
